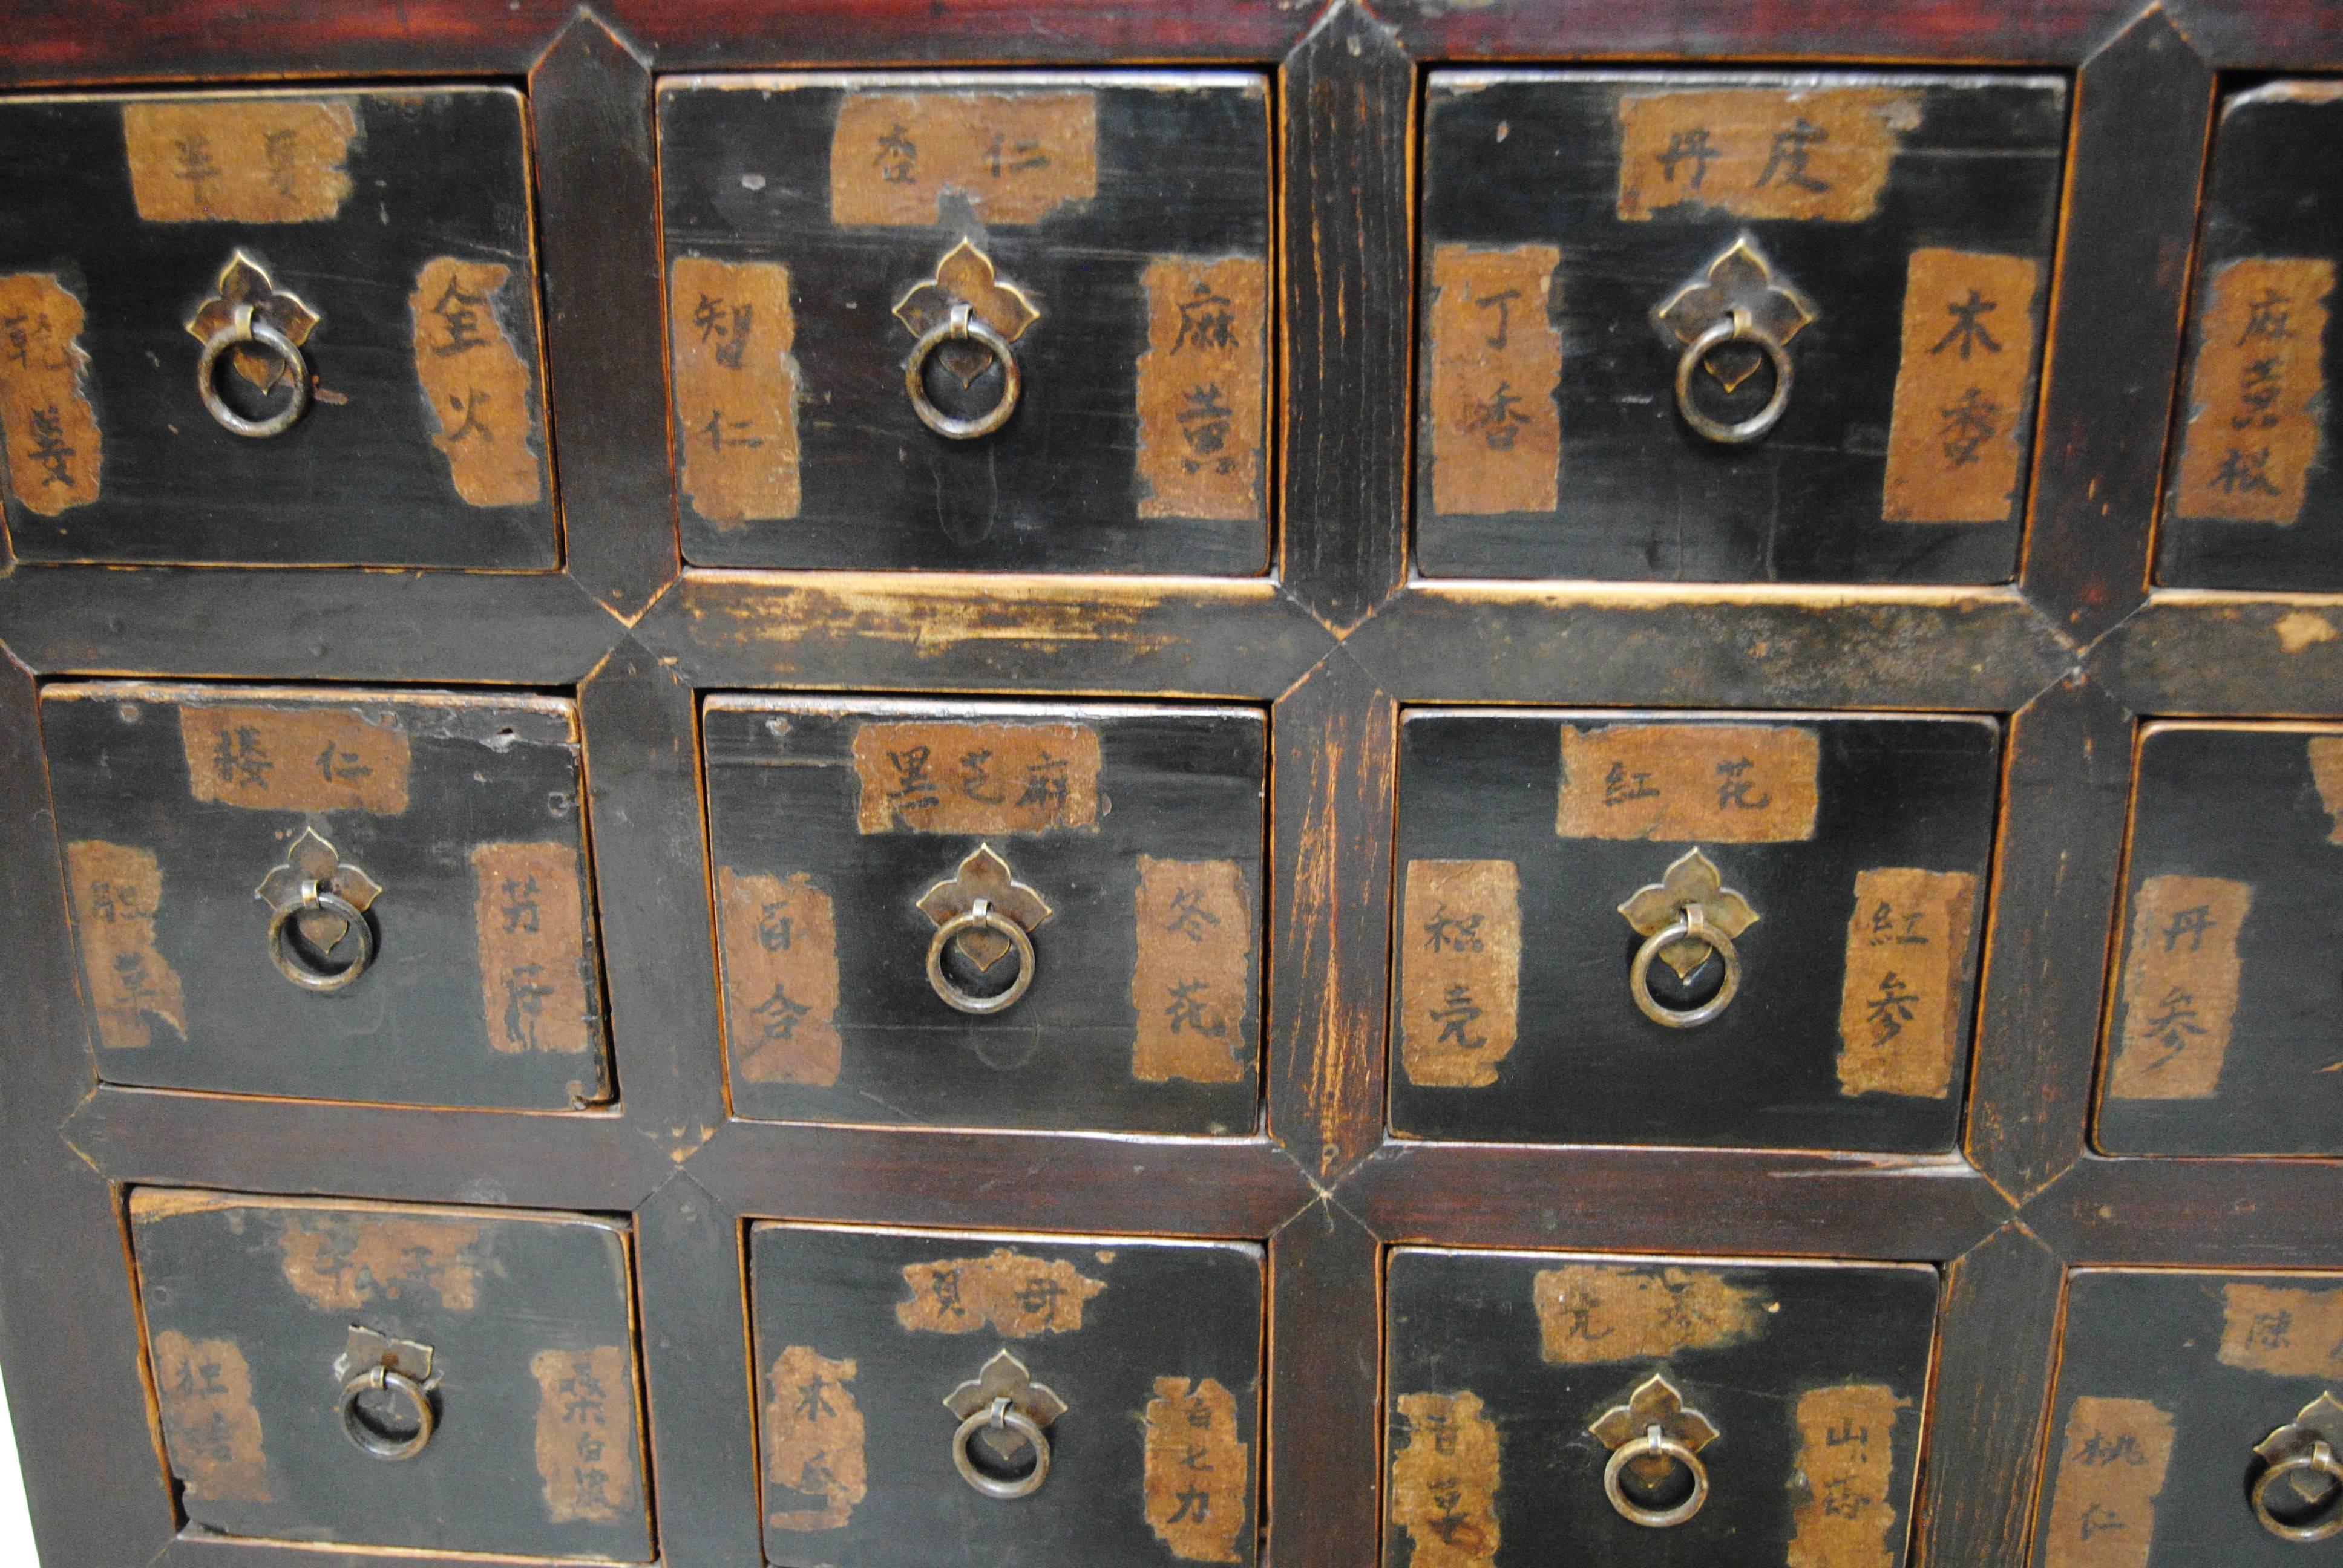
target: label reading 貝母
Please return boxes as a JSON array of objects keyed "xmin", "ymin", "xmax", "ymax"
[
  {"xmin": 850, "ymin": 721, "xmax": 1102, "ymax": 834},
  {"xmin": 1398, "ymin": 860, "xmax": 1521, "ymax": 1089},
  {"xmin": 1135, "ymin": 256, "xmax": 1268, "ymax": 522},
  {"xmin": 177, "ymin": 703, "xmax": 412, "ymax": 814},
  {"xmin": 831, "ymin": 92, "xmax": 1097, "ymax": 226},
  {"xmin": 2041, "ymin": 1396, "xmax": 2174, "ymax": 1568},
  {"xmin": 471, "ymin": 842, "xmax": 594, "ymax": 1056},
  {"xmin": 531, "ymin": 1346, "xmax": 638, "ymax": 1524},
  {"xmin": 0, "ymin": 273, "xmax": 102, "ymax": 515},
  {"xmin": 670, "ymin": 255, "xmax": 801, "ymax": 527},
  {"xmin": 1557, "ymin": 723, "xmax": 1820, "ymax": 842},
  {"xmin": 1836, "ymin": 867, "xmax": 1980, "ymax": 1099},
  {"xmin": 1132, "ymin": 857, "xmax": 1254, "ymax": 1085},
  {"xmin": 64, "ymin": 840, "xmax": 186, "ymax": 1052},
  {"xmin": 896, "ymin": 1248, "xmax": 1107, "ymax": 1336},
  {"xmin": 2107, "ymin": 874, "xmax": 2253, "ymax": 1100},
  {"xmin": 1616, "ymin": 88, "xmax": 1918, "ymax": 223},
  {"xmin": 765, "ymin": 1346, "xmax": 867, "ymax": 1531},
  {"xmin": 2219, "ymin": 1282, "xmax": 2343, "ymax": 1379},
  {"xmin": 1142, "ymin": 1377, "xmax": 1251, "ymax": 1563},
  {"xmin": 1389, "ymin": 1391, "xmax": 1500, "ymax": 1568},
  {"xmin": 2307, "ymin": 736, "xmax": 2343, "ymax": 843},
  {"xmin": 122, "ymin": 98, "xmax": 358, "ymax": 223},
  {"xmin": 1788, "ymin": 1384, "xmax": 1907, "ymax": 1568},
  {"xmin": 412, "ymin": 257, "xmax": 545, "ymax": 508},
  {"xmin": 2173, "ymin": 257, "xmax": 2333, "ymax": 524},
  {"xmin": 1532, "ymin": 1263, "xmax": 1768, "ymax": 1363},
  {"xmin": 1882, "ymin": 249, "xmax": 2042, "ymax": 523},
  {"xmin": 1427, "ymin": 244, "xmax": 1562, "ymax": 517},
  {"xmin": 717, "ymin": 868, "xmax": 842, "ymax": 1087},
  {"xmin": 152, "ymin": 1330, "xmax": 272, "ymax": 1504}
]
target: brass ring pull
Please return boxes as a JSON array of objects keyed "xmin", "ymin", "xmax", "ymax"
[
  {"xmin": 2253, "ymin": 1438, "xmax": 2343, "ymax": 1542},
  {"xmin": 925, "ymin": 897, "xmax": 1036, "ymax": 1016},
  {"xmin": 1602, "ymin": 1423, "xmax": 1709, "ymax": 1529},
  {"xmin": 905, "ymin": 301, "xmax": 1021, "ymax": 440},
  {"xmin": 952, "ymin": 1395, "xmax": 1050, "ymax": 1500},
  {"xmin": 1628, "ymin": 903, "xmax": 1741, "ymax": 1029},
  {"xmin": 1674, "ymin": 307, "xmax": 1792, "ymax": 445},
  {"xmin": 266, "ymin": 882, "xmax": 375, "ymax": 993},
  {"xmin": 338, "ymin": 1365, "xmax": 434, "ymax": 1461},
  {"xmin": 197, "ymin": 304, "xmax": 310, "ymax": 439}
]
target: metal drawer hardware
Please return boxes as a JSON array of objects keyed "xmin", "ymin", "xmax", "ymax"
[
  {"xmin": 895, "ymin": 240, "xmax": 1037, "ymax": 440},
  {"xmin": 918, "ymin": 844, "xmax": 1053, "ymax": 1016},
  {"xmin": 254, "ymin": 827, "xmax": 382, "ymax": 993},
  {"xmin": 189, "ymin": 250, "xmax": 318, "ymax": 439},
  {"xmin": 1654, "ymin": 235, "xmax": 1814, "ymax": 445},
  {"xmin": 944, "ymin": 1350, "xmax": 1066, "ymax": 1500},
  {"xmin": 1591, "ymin": 1373, "xmax": 1718, "ymax": 1529},
  {"xmin": 2252, "ymin": 1393, "xmax": 2343, "ymax": 1541},
  {"xmin": 1618, "ymin": 848, "xmax": 1758, "ymax": 1028},
  {"xmin": 333, "ymin": 1327, "xmax": 438, "ymax": 1462}
]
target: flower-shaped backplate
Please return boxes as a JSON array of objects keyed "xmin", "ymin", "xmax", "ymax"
[
  {"xmin": 1591, "ymin": 1374, "xmax": 1719, "ymax": 1483},
  {"xmin": 917, "ymin": 843, "xmax": 1053, "ymax": 971},
  {"xmin": 185, "ymin": 249, "xmax": 321, "ymax": 393},
  {"xmin": 1618, "ymin": 848, "xmax": 1760, "ymax": 981},
  {"xmin": 254, "ymin": 826, "xmax": 381, "ymax": 953},
  {"xmin": 1653, "ymin": 235, "xmax": 1815, "ymax": 393},
  {"xmin": 894, "ymin": 240, "xmax": 1040, "ymax": 385},
  {"xmin": 2258, "ymin": 1391, "xmax": 2343, "ymax": 1505},
  {"xmin": 944, "ymin": 1349, "xmax": 1066, "ymax": 1462}
]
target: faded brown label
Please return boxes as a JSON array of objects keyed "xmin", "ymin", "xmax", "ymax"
[
  {"xmin": 2219, "ymin": 1282, "xmax": 2343, "ymax": 1378},
  {"xmin": 530, "ymin": 1346, "xmax": 638, "ymax": 1524},
  {"xmin": 0, "ymin": 273, "xmax": 102, "ymax": 515},
  {"xmin": 471, "ymin": 843, "xmax": 594, "ymax": 1056},
  {"xmin": 2041, "ymin": 1396, "xmax": 2174, "ymax": 1568},
  {"xmin": 273, "ymin": 1211, "xmax": 483, "ymax": 1312},
  {"xmin": 1836, "ymin": 867, "xmax": 1980, "ymax": 1099},
  {"xmin": 1389, "ymin": 1391, "xmax": 1500, "ymax": 1568},
  {"xmin": 412, "ymin": 257, "xmax": 543, "ymax": 508},
  {"xmin": 1789, "ymin": 1383, "xmax": 1907, "ymax": 1568},
  {"xmin": 1616, "ymin": 88, "xmax": 1916, "ymax": 223},
  {"xmin": 765, "ymin": 1345, "xmax": 867, "ymax": 1531},
  {"xmin": 1398, "ymin": 860, "xmax": 1521, "ymax": 1089},
  {"xmin": 63, "ymin": 840, "xmax": 186, "ymax": 1052},
  {"xmin": 1427, "ymin": 244, "xmax": 1562, "ymax": 517},
  {"xmin": 1883, "ymin": 249, "xmax": 2043, "ymax": 523},
  {"xmin": 2108, "ymin": 874, "xmax": 2253, "ymax": 1100},
  {"xmin": 1533, "ymin": 1263, "xmax": 1768, "ymax": 1364},
  {"xmin": 1132, "ymin": 857, "xmax": 1254, "ymax": 1085},
  {"xmin": 2174, "ymin": 257, "xmax": 2334, "ymax": 524},
  {"xmin": 1135, "ymin": 255, "xmax": 1268, "ymax": 522},
  {"xmin": 851, "ymin": 721, "xmax": 1101, "ymax": 834},
  {"xmin": 177, "ymin": 704, "xmax": 411, "ymax": 814},
  {"xmin": 122, "ymin": 99, "xmax": 357, "ymax": 223},
  {"xmin": 716, "ymin": 867, "xmax": 842, "ymax": 1087},
  {"xmin": 1557, "ymin": 723, "xmax": 1820, "ymax": 842},
  {"xmin": 896, "ymin": 1248, "xmax": 1106, "ymax": 1336},
  {"xmin": 831, "ymin": 91, "xmax": 1097, "ymax": 226},
  {"xmin": 2308, "ymin": 737, "xmax": 2343, "ymax": 843},
  {"xmin": 152, "ymin": 1331, "xmax": 270, "ymax": 1505},
  {"xmin": 1144, "ymin": 1377, "xmax": 1251, "ymax": 1563},
  {"xmin": 670, "ymin": 255, "xmax": 800, "ymax": 527}
]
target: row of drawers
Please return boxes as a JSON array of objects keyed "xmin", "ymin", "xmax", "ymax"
[
  {"xmin": 42, "ymin": 681, "xmax": 2342, "ymax": 1157},
  {"xmin": 0, "ymin": 74, "xmax": 2338, "ymax": 588}
]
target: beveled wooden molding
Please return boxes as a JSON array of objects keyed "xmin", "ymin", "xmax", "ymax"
[
  {"xmin": 2026, "ymin": 1154, "xmax": 2343, "ymax": 1266},
  {"xmin": 2090, "ymin": 591, "xmax": 2343, "ymax": 718}
]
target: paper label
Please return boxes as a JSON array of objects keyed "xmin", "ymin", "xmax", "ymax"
[
  {"xmin": 412, "ymin": 257, "xmax": 545, "ymax": 508},
  {"xmin": 1132, "ymin": 857, "xmax": 1254, "ymax": 1085},
  {"xmin": 1398, "ymin": 860, "xmax": 1521, "ymax": 1088},
  {"xmin": 152, "ymin": 1331, "xmax": 271, "ymax": 1504},
  {"xmin": 1427, "ymin": 244, "xmax": 1562, "ymax": 517},
  {"xmin": 765, "ymin": 1346, "xmax": 867, "ymax": 1532},
  {"xmin": 2219, "ymin": 1282, "xmax": 2343, "ymax": 1378},
  {"xmin": 1135, "ymin": 255, "xmax": 1268, "ymax": 522},
  {"xmin": 471, "ymin": 842, "xmax": 594, "ymax": 1056},
  {"xmin": 1883, "ymin": 249, "xmax": 2042, "ymax": 523},
  {"xmin": 63, "ymin": 840, "xmax": 186, "ymax": 1052},
  {"xmin": 1532, "ymin": 1263, "xmax": 1768, "ymax": 1363},
  {"xmin": 670, "ymin": 255, "xmax": 801, "ymax": 527},
  {"xmin": 531, "ymin": 1346, "xmax": 639, "ymax": 1524},
  {"xmin": 1616, "ymin": 88, "xmax": 1916, "ymax": 223},
  {"xmin": 717, "ymin": 868, "xmax": 842, "ymax": 1087},
  {"xmin": 1836, "ymin": 867, "xmax": 1980, "ymax": 1098},
  {"xmin": 0, "ymin": 273, "xmax": 102, "ymax": 515},
  {"xmin": 895, "ymin": 1247, "xmax": 1106, "ymax": 1336},
  {"xmin": 2040, "ymin": 1396, "xmax": 2174, "ymax": 1568},
  {"xmin": 122, "ymin": 98, "xmax": 357, "ymax": 223},
  {"xmin": 1557, "ymin": 723, "xmax": 1820, "ymax": 841},
  {"xmin": 851, "ymin": 720, "xmax": 1101, "ymax": 834},
  {"xmin": 1143, "ymin": 1377, "xmax": 1251, "ymax": 1563},
  {"xmin": 177, "ymin": 704, "xmax": 411, "ymax": 814},
  {"xmin": 272, "ymin": 1211, "xmax": 483, "ymax": 1312},
  {"xmin": 2173, "ymin": 257, "xmax": 2333, "ymax": 524},
  {"xmin": 1389, "ymin": 1391, "xmax": 1500, "ymax": 1568},
  {"xmin": 831, "ymin": 92, "xmax": 1098, "ymax": 226},
  {"xmin": 1789, "ymin": 1384, "xmax": 1908, "ymax": 1568},
  {"xmin": 2107, "ymin": 874, "xmax": 2252, "ymax": 1100},
  {"xmin": 2308, "ymin": 736, "xmax": 2343, "ymax": 844}
]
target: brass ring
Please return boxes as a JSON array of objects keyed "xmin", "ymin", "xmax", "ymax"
[
  {"xmin": 197, "ymin": 307, "xmax": 310, "ymax": 439},
  {"xmin": 1602, "ymin": 1425, "xmax": 1708, "ymax": 1529},
  {"xmin": 2252, "ymin": 1439, "xmax": 2343, "ymax": 1541},
  {"xmin": 1628, "ymin": 906, "xmax": 1741, "ymax": 1029},
  {"xmin": 905, "ymin": 301, "xmax": 1021, "ymax": 440},
  {"xmin": 338, "ymin": 1365, "xmax": 434, "ymax": 1462},
  {"xmin": 1673, "ymin": 307, "xmax": 1792, "ymax": 445},
  {"xmin": 952, "ymin": 1397, "xmax": 1050, "ymax": 1500},
  {"xmin": 925, "ymin": 898, "xmax": 1037, "ymax": 1016},
  {"xmin": 266, "ymin": 884, "xmax": 374, "ymax": 993}
]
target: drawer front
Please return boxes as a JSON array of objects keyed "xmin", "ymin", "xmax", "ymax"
[
  {"xmin": 657, "ymin": 72, "xmax": 1271, "ymax": 573},
  {"xmin": 750, "ymin": 1224, "xmax": 1262, "ymax": 1568},
  {"xmin": 130, "ymin": 1189, "xmax": 650, "ymax": 1560},
  {"xmin": 1391, "ymin": 709, "xmax": 2001, "ymax": 1149},
  {"xmin": 2159, "ymin": 84, "xmax": 2343, "ymax": 590},
  {"xmin": 703, "ymin": 697, "xmax": 1265, "ymax": 1134},
  {"xmin": 0, "ymin": 88, "xmax": 556, "ymax": 567},
  {"xmin": 45, "ymin": 683, "xmax": 608, "ymax": 1109},
  {"xmin": 1416, "ymin": 70, "xmax": 2066, "ymax": 583},
  {"xmin": 2096, "ymin": 722, "xmax": 2343, "ymax": 1155},
  {"xmin": 1387, "ymin": 1249, "xmax": 1938, "ymax": 1567}
]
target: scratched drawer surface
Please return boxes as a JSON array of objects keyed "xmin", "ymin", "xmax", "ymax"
[
  {"xmin": 750, "ymin": 1223, "xmax": 1261, "ymax": 1568},
  {"xmin": 1391, "ymin": 709, "xmax": 2001, "ymax": 1151},
  {"xmin": 657, "ymin": 72, "xmax": 1271, "ymax": 573},
  {"xmin": 702, "ymin": 697, "xmax": 1265, "ymax": 1135},
  {"xmin": 1387, "ymin": 1249, "xmax": 1938, "ymax": 1568},
  {"xmin": 44, "ymin": 683, "xmax": 607, "ymax": 1109},
  {"xmin": 1415, "ymin": 70, "xmax": 2066, "ymax": 583},
  {"xmin": 2095, "ymin": 723, "xmax": 2343, "ymax": 1156},
  {"xmin": 0, "ymin": 87, "xmax": 555, "ymax": 567},
  {"xmin": 129, "ymin": 1189, "xmax": 650, "ymax": 1560}
]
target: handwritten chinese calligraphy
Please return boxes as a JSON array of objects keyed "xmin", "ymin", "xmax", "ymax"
[
  {"xmin": 2218, "ymin": 1282, "xmax": 2343, "ymax": 1378},
  {"xmin": 176, "ymin": 703, "xmax": 411, "ymax": 813},
  {"xmin": 1558, "ymin": 723, "xmax": 1820, "ymax": 842},
  {"xmin": 470, "ymin": 843, "xmax": 594, "ymax": 1057},
  {"xmin": 670, "ymin": 255, "xmax": 801, "ymax": 526},
  {"xmin": 1531, "ymin": 1263, "xmax": 1768, "ymax": 1364},
  {"xmin": 531, "ymin": 1346, "xmax": 640, "ymax": 1524},
  {"xmin": 1143, "ymin": 1377, "xmax": 1251, "ymax": 1562},
  {"xmin": 831, "ymin": 92, "xmax": 1098, "ymax": 226},
  {"xmin": 122, "ymin": 98, "xmax": 356, "ymax": 223},
  {"xmin": 850, "ymin": 720, "xmax": 1102, "ymax": 834},
  {"xmin": 2109, "ymin": 874, "xmax": 2252, "ymax": 1100},
  {"xmin": 1132, "ymin": 857, "xmax": 1255, "ymax": 1085},
  {"xmin": 270, "ymin": 1210, "xmax": 483, "ymax": 1312},
  {"xmin": 1788, "ymin": 1384, "xmax": 1909, "ymax": 1568},
  {"xmin": 0, "ymin": 273, "xmax": 102, "ymax": 515},
  {"xmin": 412, "ymin": 257, "xmax": 546, "ymax": 507},
  {"xmin": 716, "ymin": 868, "xmax": 842, "ymax": 1087},
  {"xmin": 895, "ymin": 1247, "xmax": 1107, "ymax": 1336},
  {"xmin": 765, "ymin": 1345, "xmax": 867, "ymax": 1531},
  {"xmin": 1398, "ymin": 860, "xmax": 1521, "ymax": 1089},
  {"xmin": 1616, "ymin": 88, "xmax": 1916, "ymax": 223},
  {"xmin": 2042, "ymin": 1396, "xmax": 2174, "ymax": 1568},
  {"xmin": 1136, "ymin": 256, "xmax": 1268, "ymax": 522},
  {"xmin": 1389, "ymin": 1391, "xmax": 1501, "ymax": 1568},
  {"xmin": 1429, "ymin": 245, "xmax": 1562, "ymax": 517},
  {"xmin": 151, "ymin": 1331, "xmax": 272, "ymax": 1505},
  {"xmin": 1883, "ymin": 249, "xmax": 2042, "ymax": 523},
  {"xmin": 64, "ymin": 840, "xmax": 188, "ymax": 1052},
  {"xmin": 1835, "ymin": 867, "xmax": 1979, "ymax": 1098},
  {"xmin": 2174, "ymin": 257, "xmax": 2333, "ymax": 524}
]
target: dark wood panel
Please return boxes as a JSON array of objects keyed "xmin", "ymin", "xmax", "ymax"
[
  {"xmin": 2030, "ymin": 1155, "xmax": 2343, "ymax": 1267},
  {"xmin": 2093, "ymin": 593, "xmax": 2343, "ymax": 719},
  {"xmin": 1265, "ymin": 1198, "xmax": 1381, "ymax": 1568}
]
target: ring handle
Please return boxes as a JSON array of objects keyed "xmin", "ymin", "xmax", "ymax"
[
  {"xmin": 905, "ymin": 301, "xmax": 1022, "ymax": 440},
  {"xmin": 1673, "ymin": 307, "xmax": 1792, "ymax": 445},
  {"xmin": 2253, "ymin": 1439, "xmax": 2343, "ymax": 1541},
  {"xmin": 197, "ymin": 305, "xmax": 311, "ymax": 439},
  {"xmin": 338, "ymin": 1365, "xmax": 434, "ymax": 1462},
  {"xmin": 952, "ymin": 1397, "xmax": 1051, "ymax": 1500},
  {"xmin": 266, "ymin": 884, "xmax": 375, "ymax": 993},
  {"xmin": 1628, "ymin": 904, "xmax": 1741, "ymax": 1030},
  {"xmin": 926, "ymin": 898, "xmax": 1037, "ymax": 1016},
  {"xmin": 1602, "ymin": 1424, "xmax": 1709, "ymax": 1529}
]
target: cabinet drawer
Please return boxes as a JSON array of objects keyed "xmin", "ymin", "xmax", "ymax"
[
  {"xmin": 130, "ymin": 1189, "xmax": 650, "ymax": 1560},
  {"xmin": 1387, "ymin": 1248, "xmax": 1938, "ymax": 1566},
  {"xmin": 657, "ymin": 72, "xmax": 1272, "ymax": 573},
  {"xmin": 0, "ymin": 87, "xmax": 557, "ymax": 567},
  {"xmin": 751, "ymin": 1223, "xmax": 1260, "ymax": 1568},
  {"xmin": 45, "ymin": 683, "xmax": 609, "ymax": 1109},
  {"xmin": 1416, "ymin": 70, "xmax": 2066, "ymax": 583},
  {"xmin": 703, "ymin": 697, "xmax": 1265, "ymax": 1134}
]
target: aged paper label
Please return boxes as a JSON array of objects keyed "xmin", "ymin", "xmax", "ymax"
[
  {"xmin": 530, "ymin": 1346, "xmax": 638, "ymax": 1524},
  {"xmin": 1616, "ymin": 88, "xmax": 1916, "ymax": 223},
  {"xmin": 0, "ymin": 273, "xmax": 102, "ymax": 515},
  {"xmin": 1789, "ymin": 1383, "xmax": 1907, "ymax": 1568},
  {"xmin": 670, "ymin": 255, "xmax": 801, "ymax": 527},
  {"xmin": 1132, "ymin": 857, "xmax": 1254, "ymax": 1085},
  {"xmin": 272, "ymin": 1211, "xmax": 483, "ymax": 1312},
  {"xmin": 63, "ymin": 840, "xmax": 186, "ymax": 1052},
  {"xmin": 1389, "ymin": 1391, "xmax": 1500, "ymax": 1568},
  {"xmin": 831, "ymin": 91, "xmax": 1097, "ymax": 226},
  {"xmin": 2307, "ymin": 736, "xmax": 2343, "ymax": 843},
  {"xmin": 471, "ymin": 843, "xmax": 594, "ymax": 1056},
  {"xmin": 412, "ymin": 258, "xmax": 543, "ymax": 508},
  {"xmin": 152, "ymin": 1331, "xmax": 270, "ymax": 1505},
  {"xmin": 1532, "ymin": 1263, "xmax": 1768, "ymax": 1363},
  {"xmin": 896, "ymin": 1247, "xmax": 1106, "ymax": 1336},
  {"xmin": 1135, "ymin": 255, "xmax": 1268, "ymax": 522},
  {"xmin": 177, "ymin": 704, "xmax": 411, "ymax": 814},
  {"xmin": 1144, "ymin": 1377, "xmax": 1250, "ymax": 1563},
  {"xmin": 765, "ymin": 1346, "xmax": 867, "ymax": 1531},
  {"xmin": 2108, "ymin": 874, "xmax": 2253, "ymax": 1100},
  {"xmin": 122, "ymin": 98, "xmax": 357, "ymax": 223},
  {"xmin": 1397, "ymin": 860, "xmax": 1521, "ymax": 1089},
  {"xmin": 717, "ymin": 868, "xmax": 842, "ymax": 1087},
  {"xmin": 851, "ymin": 720, "xmax": 1101, "ymax": 834},
  {"xmin": 1836, "ymin": 867, "xmax": 1980, "ymax": 1099},
  {"xmin": 1557, "ymin": 723, "xmax": 1820, "ymax": 842},
  {"xmin": 2219, "ymin": 1282, "xmax": 2343, "ymax": 1378},
  {"xmin": 1428, "ymin": 244, "xmax": 1562, "ymax": 517},
  {"xmin": 2041, "ymin": 1396, "xmax": 2174, "ymax": 1568},
  {"xmin": 2173, "ymin": 257, "xmax": 2334, "ymax": 523},
  {"xmin": 1883, "ymin": 249, "xmax": 2042, "ymax": 523}
]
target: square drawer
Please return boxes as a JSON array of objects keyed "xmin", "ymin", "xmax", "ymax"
[
  {"xmin": 0, "ymin": 87, "xmax": 557, "ymax": 567},
  {"xmin": 657, "ymin": 72, "xmax": 1272, "ymax": 572},
  {"xmin": 45, "ymin": 683, "xmax": 609, "ymax": 1109}
]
